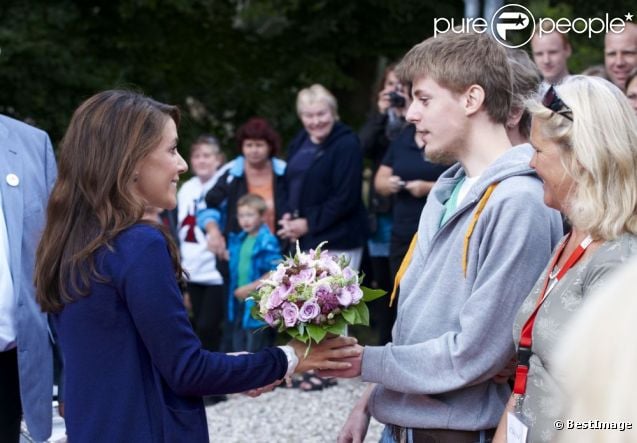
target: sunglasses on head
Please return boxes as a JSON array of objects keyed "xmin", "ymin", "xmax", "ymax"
[{"xmin": 542, "ymin": 86, "xmax": 573, "ymax": 121}]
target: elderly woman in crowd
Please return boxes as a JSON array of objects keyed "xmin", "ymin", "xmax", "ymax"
[
  {"xmin": 278, "ymin": 84, "xmax": 367, "ymax": 271},
  {"xmin": 277, "ymin": 84, "xmax": 366, "ymax": 392},
  {"xmin": 493, "ymin": 75, "xmax": 637, "ymax": 443}
]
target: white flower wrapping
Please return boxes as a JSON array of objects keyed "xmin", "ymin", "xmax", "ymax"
[{"xmin": 250, "ymin": 242, "xmax": 385, "ymax": 344}]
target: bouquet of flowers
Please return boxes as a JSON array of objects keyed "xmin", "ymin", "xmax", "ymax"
[{"xmin": 251, "ymin": 242, "xmax": 385, "ymax": 345}]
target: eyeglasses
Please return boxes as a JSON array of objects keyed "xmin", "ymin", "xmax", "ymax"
[{"xmin": 542, "ymin": 85, "xmax": 573, "ymax": 121}]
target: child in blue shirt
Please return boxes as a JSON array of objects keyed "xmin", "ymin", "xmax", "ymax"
[{"xmin": 227, "ymin": 194, "xmax": 281, "ymax": 352}]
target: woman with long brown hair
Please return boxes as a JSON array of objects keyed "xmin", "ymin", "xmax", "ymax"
[{"xmin": 34, "ymin": 90, "xmax": 360, "ymax": 442}]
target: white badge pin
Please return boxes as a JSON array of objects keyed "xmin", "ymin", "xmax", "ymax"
[{"xmin": 6, "ymin": 173, "xmax": 19, "ymax": 187}]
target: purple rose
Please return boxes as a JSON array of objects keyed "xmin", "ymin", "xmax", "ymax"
[
  {"xmin": 264, "ymin": 310, "xmax": 280, "ymax": 327},
  {"xmin": 312, "ymin": 281, "xmax": 332, "ymax": 299},
  {"xmin": 298, "ymin": 299, "xmax": 321, "ymax": 322},
  {"xmin": 342, "ymin": 266, "xmax": 357, "ymax": 283},
  {"xmin": 290, "ymin": 267, "xmax": 316, "ymax": 286},
  {"xmin": 267, "ymin": 284, "xmax": 293, "ymax": 309},
  {"xmin": 348, "ymin": 284, "xmax": 363, "ymax": 304},
  {"xmin": 282, "ymin": 302, "xmax": 300, "ymax": 327},
  {"xmin": 336, "ymin": 287, "xmax": 353, "ymax": 306}
]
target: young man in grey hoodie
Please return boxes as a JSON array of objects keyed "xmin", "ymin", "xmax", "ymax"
[{"xmin": 324, "ymin": 32, "xmax": 564, "ymax": 442}]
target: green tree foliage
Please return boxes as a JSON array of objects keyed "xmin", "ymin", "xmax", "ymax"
[{"xmin": 0, "ymin": 0, "xmax": 461, "ymax": 154}]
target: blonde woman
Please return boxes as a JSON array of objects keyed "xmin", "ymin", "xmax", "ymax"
[
  {"xmin": 494, "ymin": 75, "xmax": 637, "ymax": 442},
  {"xmin": 278, "ymin": 84, "xmax": 367, "ymax": 271}
]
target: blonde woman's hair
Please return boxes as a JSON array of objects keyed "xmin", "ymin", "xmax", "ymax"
[
  {"xmin": 553, "ymin": 257, "xmax": 637, "ymax": 443},
  {"xmin": 296, "ymin": 84, "xmax": 339, "ymax": 120},
  {"xmin": 526, "ymin": 75, "xmax": 637, "ymax": 240},
  {"xmin": 395, "ymin": 31, "xmax": 512, "ymax": 124}
]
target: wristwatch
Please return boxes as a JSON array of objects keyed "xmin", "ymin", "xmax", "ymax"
[{"xmin": 278, "ymin": 345, "xmax": 299, "ymax": 377}]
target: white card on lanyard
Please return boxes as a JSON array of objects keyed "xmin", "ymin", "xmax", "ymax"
[{"xmin": 507, "ymin": 412, "xmax": 529, "ymax": 443}]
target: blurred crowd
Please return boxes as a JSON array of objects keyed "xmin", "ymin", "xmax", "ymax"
[{"xmin": 2, "ymin": 19, "xmax": 637, "ymax": 443}]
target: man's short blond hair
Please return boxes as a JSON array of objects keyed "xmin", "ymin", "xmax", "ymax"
[{"xmin": 395, "ymin": 32, "xmax": 512, "ymax": 124}]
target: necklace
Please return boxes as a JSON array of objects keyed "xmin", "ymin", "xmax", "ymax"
[{"xmin": 548, "ymin": 234, "xmax": 594, "ymax": 281}]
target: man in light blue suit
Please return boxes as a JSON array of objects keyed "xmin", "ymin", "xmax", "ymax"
[{"xmin": 0, "ymin": 114, "xmax": 57, "ymax": 442}]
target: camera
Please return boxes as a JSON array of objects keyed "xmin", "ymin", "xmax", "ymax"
[{"xmin": 388, "ymin": 91, "xmax": 406, "ymax": 108}]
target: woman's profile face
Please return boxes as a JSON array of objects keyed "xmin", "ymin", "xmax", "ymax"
[
  {"xmin": 242, "ymin": 138, "xmax": 270, "ymax": 167},
  {"xmin": 529, "ymin": 118, "xmax": 575, "ymax": 213},
  {"xmin": 299, "ymin": 101, "xmax": 335, "ymax": 144},
  {"xmin": 132, "ymin": 118, "xmax": 188, "ymax": 210}
]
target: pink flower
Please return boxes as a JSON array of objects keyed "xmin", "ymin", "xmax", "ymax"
[
  {"xmin": 299, "ymin": 299, "xmax": 320, "ymax": 322},
  {"xmin": 348, "ymin": 284, "xmax": 363, "ymax": 304},
  {"xmin": 290, "ymin": 267, "xmax": 316, "ymax": 286},
  {"xmin": 312, "ymin": 281, "xmax": 332, "ymax": 299},
  {"xmin": 337, "ymin": 285, "xmax": 363, "ymax": 307},
  {"xmin": 336, "ymin": 287, "xmax": 353, "ymax": 306},
  {"xmin": 282, "ymin": 302, "xmax": 300, "ymax": 327},
  {"xmin": 270, "ymin": 265, "xmax": 287, "ymax": 284},
  {"xmin": 267, "ymin": 284, "xmax": 293, "ymax": 309},
  {"xmin": 342, "ymin": 266, "xmax": 358, "ymax": 283},
  {"xmin": 264, "ymin": 311, "xmax": 280, "ymax": 327},
  {"xmin": 318, "ymin": 256, "xmax": 342, "ymax": 276}
]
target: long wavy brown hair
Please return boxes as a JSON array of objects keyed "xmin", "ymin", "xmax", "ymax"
[{"xmin": 35, "ymin": 90, "xmax": 185, "ymax": 313}]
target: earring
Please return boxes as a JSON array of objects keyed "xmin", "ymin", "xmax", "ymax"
[{"xmin": 133, "ymin": 173, "xmax": 139, "ymax": 183}]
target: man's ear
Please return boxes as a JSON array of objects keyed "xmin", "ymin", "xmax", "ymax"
[{"xmin": 463, "ymin": 85, "xmax": 485, "ymax": 117}]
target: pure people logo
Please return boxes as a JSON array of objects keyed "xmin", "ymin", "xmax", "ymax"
[
  {"xmin": 491, "ymin": 4, "xmax": 534, "ymax": 47},
  {"xmin": 434, "ymin": 4, "xmax": 635, "ymax": 48}
]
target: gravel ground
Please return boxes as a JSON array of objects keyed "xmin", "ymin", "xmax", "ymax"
[{"xmin": 206, "ymin": 377, "xmax": 384, "ymax": 442}]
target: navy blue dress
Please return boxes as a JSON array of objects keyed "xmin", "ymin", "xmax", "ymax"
[{"xmin": 53, "ymin": 224, "xmax": 287, "ymax": 442}]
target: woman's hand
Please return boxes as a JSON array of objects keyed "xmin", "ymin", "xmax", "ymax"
[
  {"xmin": 289, "ymin": 336, "xmax": 362, "ymax": 374},
  {"xmin": 287, "ymin": 218, "xmax": 308, "ymax": 239},
  {"xmin": 242, "ymin": 379, "xmax": 282, "ymax": 398},
  {"xmin": 205, "ymin": 222, "xmax": 227, "ymax": 258},
  {"xmin": 277, "ymin": 213, "xmax": 293, "ymax": 240},
  {"xmin": 404, "ymin": 180, "xmax": 434, "ymax": 198},
  {"xmin": 374, "ymin": 165, "xmax": 403, "ymax": 196},
  {"xmin": 277, "ymin": 214, "xmax": 308, "ymax": 241}
]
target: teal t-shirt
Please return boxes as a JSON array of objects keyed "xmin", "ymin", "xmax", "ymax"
[
  {"xmin": 238, "ymin": 234, "xmax": 257, "ymax": 287},
  {"xmin": 440, "ymin": 178, "xmax": 465, "ymax": 227}
]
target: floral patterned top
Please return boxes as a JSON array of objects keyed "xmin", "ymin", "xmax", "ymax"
[{"xmin": 512, "ymin": 233, "xmax": 637, "ymax": 443}]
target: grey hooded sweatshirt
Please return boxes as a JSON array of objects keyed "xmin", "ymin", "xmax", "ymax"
[{"xmin": 362, "ymin": 144, "xmax": 563, "ymax": 431}]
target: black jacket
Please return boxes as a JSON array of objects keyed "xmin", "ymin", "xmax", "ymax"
[{"xmin": 285, "ymin": 121, "xmax": 367, "ymax": 250}]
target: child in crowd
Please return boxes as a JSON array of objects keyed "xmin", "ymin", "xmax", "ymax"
[
  {"xmin": 177, "ymin": 135, "xmax": 226, "ymax": 351},
  {"xmin": 227, "ymin": 194, "xmax": 281, "ymax": 352}
]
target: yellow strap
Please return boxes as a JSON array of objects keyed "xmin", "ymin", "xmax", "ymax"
[
  {"xmin": 389, "ymin": 233, "xmax": 418, "ymax": 307},
  {"xmin": 462, "ymin": 183, "xmax": 497, "ymax": 277}
]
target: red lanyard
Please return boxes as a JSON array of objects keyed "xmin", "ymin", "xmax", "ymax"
[{"xmin": 512, "ymin": 233, "xmax": 593, "ymax": 395}]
